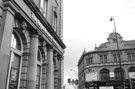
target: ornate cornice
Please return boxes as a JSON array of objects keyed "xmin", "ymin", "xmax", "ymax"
[{"xmin": 23, "ymin": 0, "xmax": 66, "ymax": 49}]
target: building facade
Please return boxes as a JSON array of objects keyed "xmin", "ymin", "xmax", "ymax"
[
  {"xmin": 78, "ymin": 32, "xmax": 135, "ymax": 89},
  {"xmin": 0, "ymin": 0, "xmax": 66, "ymax": 89},
  {"xmin": 64, "ymin": 78, "xmax": 78, "ymax": 89}
]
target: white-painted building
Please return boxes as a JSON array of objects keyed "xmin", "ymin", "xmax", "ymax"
[{"xmin": 64, "ymin": 83, "xmax": 78, "ymax": 89}]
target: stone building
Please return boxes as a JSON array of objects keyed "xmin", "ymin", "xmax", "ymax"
[
  {"xmin": 0, "ymin": 0, "xmax": 66, "ymax": 89},
  {"xmin": 78, "ymin": 32, "xmax": 135, "ymax": 89}
]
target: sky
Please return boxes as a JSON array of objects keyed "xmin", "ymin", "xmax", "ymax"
[{"xmin": 63, "ymin": 0, "xmax": 135, "ymax": 84}]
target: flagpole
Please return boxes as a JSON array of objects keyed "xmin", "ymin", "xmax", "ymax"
[{"xmin": 110, "ymin": 16, "xmax": 124, "ymax": 89}]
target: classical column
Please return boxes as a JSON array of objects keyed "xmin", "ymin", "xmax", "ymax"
[
  {"xmin": 0, "ymin": 3, "xmax": 14, "ymax": 89},
  {"xmin": 46, "ymin": 45, "xmax": 54, "ymax": 89},
  {"xmin": 54, "ymin": 52, "xmax": 58, "ymax": 89},
  {"xmin": 57, "ymin": 55, "xmax": 64, "ymax": 89},
  {"xmin": 26, "ymin": 32, "xmax": 38, "ymax": 89},
  {"xmin": 41, "ymin": 42, "xmax": 47, "ymax": 89},
  {"xmin": 124, "ymin": 67, "xmax": 128, "ymax": 79}
]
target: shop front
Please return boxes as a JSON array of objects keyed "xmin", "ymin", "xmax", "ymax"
[{"xmin": 85, "ymin": 79, "xmax": 135, "ymax": 89}]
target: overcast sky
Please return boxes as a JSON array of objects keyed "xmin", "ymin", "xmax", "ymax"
[{"xmin": 63, "ymin": 0, "xmax": 135, "ymax": 84}]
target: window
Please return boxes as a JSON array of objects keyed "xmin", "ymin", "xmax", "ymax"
[
  {"xmin": 38, "ymin": 50, "xmax": 41, "ymax": 62},
  {"xmin": 90, "ymin": 57, "xmax": 93, "ymax": 64},
  {"xmin": 100, "ymin": 55, "xmax": 103, "ymax": 63},
  {"xmin": 127, "ymin": 53, "xmax": 131, "ymax": 61},
  {"xmin": 132, "ymin": 53, "xmax": 135, "ymax": 61},
  {"xmin": 36, "ymin": 50, "xmax": 42, "ymax": 89},
  {"xmin": 11, "ymin": 32, "xmax": 21, "ymax": 50},
  {"xmin": 86, "ymin": 58, "xmax": 90, "ymax": 65},
  {"xmin": 127, "ymin": 52, "xmax": 135, "ymax": 61},
  {"xmin": 104, "ymin": 55, "xmax": 107, "ymax": 63},
  {"xmin": 114, "ymin": 68, "xmax": 124, "ymax": 80},
  {"xmin": 129, "ymin": 67, "xmax": 135, "ymax": 72},
  {"xmin": 100, "ymin": 69, "xmax": 110, "ymax": 81},
  {"xmin": 113, "ymin": 53, "xmax": 122, "ymax": 62},
  {"xmin": 113, "ymin": 39, "xmax": 117, "ymax": 43},
  {"xmin": 40, "ymin": 0, "xmax": 48, "ymax": 17},
  {"xmin": 9, "ymin": 31, "xmax": 22, "ymax": 89},
  {"xmin": 86, "ymin": 57, "xmax": 93, "ymax": 65},
  {"xmin": 36, "ymin": 65, "xmax": 41, "ymax": 89},
  {"xmin": 52, "ymin": 11, "xmax": 57, "ymax": 31},
  {"xmin": 100, "ymin": 54, "xmax": 108, "ymax": 63},
  {"xmin": 113, "ymin": 54, "xmax": 117, "ymax": 62},
  {"xmin": 9, "ymin": 54, "xmax": 21, "ymax": 89}
]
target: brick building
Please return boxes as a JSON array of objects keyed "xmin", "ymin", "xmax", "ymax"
[
  {"xmin": 0, "ymin": 0, "xmax": 65, "ymax": 89},
  {"xmin": 78, "ymin": 32, "xmax": 135, "ymax": 89}
]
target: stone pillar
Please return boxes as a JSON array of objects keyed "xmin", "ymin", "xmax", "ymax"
[
  {"xmin": 122, "ymin": 51, "xmax": 126, "ymax": 61},
  {"xmin": 57, "ymin": 55, "xmax": 64, "ymax": 89},
  {"xmin": 26, "ymin": 32, "xmax": 38, "ymax": 89},
  {"xmin": 108, "ymin": 52, "xmax": 112, "ymax": 62},
  {"xmin": 41, "ymin": 42, "xmax": 47, "ymax": 89},
  {"xmin": 54, "ymin": 52, "xmax": 58, "ymax": 89},
  {"xmin": 124, "ymin": 67, "xmax": 129, "ymax": 79},
  {"xmin": 0, "ymin": 4, "xmax": 14, "ymax": 89},
  {"xmin": 46, "ymin": 45, "xmax": 54, "ymax": 89}
]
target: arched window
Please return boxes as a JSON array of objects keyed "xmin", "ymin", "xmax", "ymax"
[
  {"xmin": 11, "ymin": 32, "xmax": 22, "ymax": 50},
  {"xmin": 114, "ymin": 68, "xmax": 124, "ymax": 80},
  {"xmin": 9, "ymin": 31, "xmax": 23, "ymax": 89},
  {"xmin": 100, "ymin": 69, "xmax": 110, "ymax": 81},
  {"xmin": 129, "ymin": 67, "xmax": 135, "ymax": 79}
]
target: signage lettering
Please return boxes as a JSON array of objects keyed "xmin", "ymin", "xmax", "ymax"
[
  {"xmin": 31, "ymin": 12, "xmax": 63, "ymax": 51},
  {"xmin": 31, "ymin": 12, "xmax": 52, "ymax": 39}
]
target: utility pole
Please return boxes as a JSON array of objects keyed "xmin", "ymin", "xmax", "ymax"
[{"xmin": 110, "ymin": 16, "xmax": 124, "ymax": 89}]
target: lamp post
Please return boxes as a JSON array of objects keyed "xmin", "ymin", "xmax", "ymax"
[{"xmin": 110, "ymin": 16, "xmax": 124, "ymax": 89}]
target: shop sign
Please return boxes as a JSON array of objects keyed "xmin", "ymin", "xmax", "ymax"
[
  {"xmin": 31, "ymin": 12, "xmax": 53, "ymax": 39},
  {"xmin": 85, "ymin": 72, "xmax": 97, "ymax": 82},
  {"xmin": 31, "ymin": 12, "xmax": 62, "ymax": 50},
  {"xmin": 110, "ymin": 72, "xmax": 114, "ymax": 78},
  {"xmin": 89, "ymin": 87, "xmax": 94, "ymax": 89},
  {"xmin": 85, "ymin": 82, "xmax": 98, "ymax": 87},
  {"xmin": 86, "ymin": 80, "xmax": 130, "ymax": 88},
  {"xmin": 129, "ymin": 72, "xmax": 135, "ymax": 78},
  {"xmin": 99, "ymin": 86, "xmax": 114, "ymax": 89}
]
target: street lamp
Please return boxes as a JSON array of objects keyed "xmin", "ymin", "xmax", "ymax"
[{"xmin": 110, "ymin": 16, "xmax": 124, "ymax": 89}]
